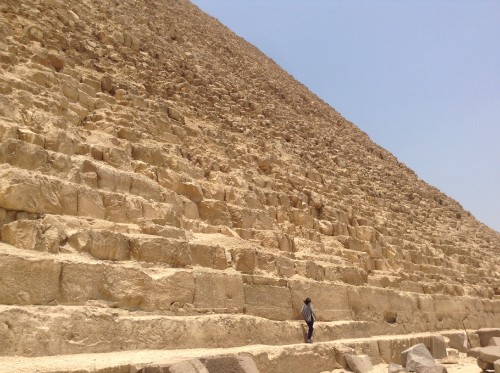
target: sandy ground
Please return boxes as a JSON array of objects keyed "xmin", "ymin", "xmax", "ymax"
[{"xmin": 369, "ymin": 356, "xmax": 481, "ymax": 373}]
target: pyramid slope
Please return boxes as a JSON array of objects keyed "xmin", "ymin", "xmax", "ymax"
[{"xmin": 0, "ymin": 0, "xmax": 498, "ymax": 371}]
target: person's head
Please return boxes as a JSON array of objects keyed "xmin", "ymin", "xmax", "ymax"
[{"xmin": 304, "ymin": 297, "xmax": 311, "ymax": 305}]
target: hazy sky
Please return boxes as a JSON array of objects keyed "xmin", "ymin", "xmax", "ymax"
[{"xmin": 191, "ymin": 0, "xmax": 500, "ymax": 232}]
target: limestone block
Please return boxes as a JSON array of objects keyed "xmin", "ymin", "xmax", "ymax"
[
  {"xmin": 130, "ymin": 173, "xmax": 163, "ymax": 201},
  {"xmin": 194, "ymin": 272, "xmax": 244, "ymax": 312},
  {"xmin": 228, "ymin": 205, "xmax": 257, "ymax": 229},
  {"xmin": 244, "ymin": 284, "xmax": 292, "ymax": 320},
  {"xmin": 130, "ymin": 236, "xmax": 191, "ymax": 267},
  {"xmin": 198, "ymin": 200, "xmax": 232, "ymax": 226},
  {"xmin": 142, "ymin": 201, "xmax": 180, "ymax": 226},
  {"xmin": 494, "ymin": 359, "xmax": 500, "ymax": 373},
  {"xmin": 441, "ymin": 331, "xmax": 468, "ymax": 352},
  {"xmin": 0, "ymin": 139, "xmax": 48, "ymax": 171},
  {"xmin": 68, "ymin": 230, "xmax": 130, "ymax": 261},
  {"xmin": 0, "ymin": 166, "xmax": 77, "ymax": 215},
  {"xmin": 168, "ymin": 359, "xmax": 209, "ymax": 373},
  {"xmin": 0, "ymin": 250, "xmax": 62, "ymax": 305},
  {"xmin": 291, "ymin": 208, "xmax": 314, "ymax": 229},
  {"xmin": 430, "ymin": 335, "xmax": 447, "ymax": 359},
  {"xmin": 201, "ymin": 356, "xmax": 260, "ymax": 373},
  {"xmin": 77, "ymin": 187, "xmax": 105, "ymax": 219},
  {"xmin": 17, "ymin": 128, "xmax": 45, "ymax": 147},
  {"xmin": 478, "ymin": 328, "xmax": 500, "ymax": 347},
  {"xmin": 344, "ymin": 354, "xmax": 373, "ymax": 373},
  {"xmin": 490, "ymin": 337, "xmax": 500, "ymax": 346},
  {"xmin": 60, "ymin": 262, "xmax": 194, "ymax": 310},
  {"xmin": 477, "ymin": 346, "xmax": 500, "ymax": 363},
  {"xmin": 61, "ymin": 79, "xmax": 80, "ymax": 102},
  {"xmin": 97, "ymin": 165, "xmax": 131, "ymax": 192},
  {"xmin": 230, "ymin": 248, "xmax": 256, "ymax": 274},
  {"xmin": 101, "ymin": 74, "xmax": 114, "ymax": 93},
  {"xmin": 440, "ymin": 348, "xmax": 458, "ymax": 364},
  {"xmin": 173, "ymin": 181, "xmax": 203, "ymax": 203},
  {"xmin": 1, "ymin": 220, "xmax": 63, "ymax": 253},
  {"xmin": 477, "ymin": 358, "xmax": 494, "ymax": 371},
  {"xmin": 276, "ymin": 256, "xmax": 295, "ymax": 277},
  {"xmin": 183, "ymin": 199, "xmax": 200, "ymax": 219},
  {"xmin": 289, "ymin": 281, "xmax": 351, "ymax": 321},
  {"xmin": 354, "ymin": 226, "xmax": 377, "ymax": 242},
  {"xmin": 402, "ymin": 344, "xmax": 447, "ymax": 373},
  {"xmin": 190, "ymin": 243, "xmax": 228, "ymax": 269}
]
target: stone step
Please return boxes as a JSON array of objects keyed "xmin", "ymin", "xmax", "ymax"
[
  {"xmin": 1, "ymin": 242, "xmax": 498, "ymax": 330},
  {"xmin": 0, "ymin": 164, "xmax": 184, "ymax": 225},
  {"xmin": 0, "ymin": 330, "xmax": 472, "ymax": 373},
  {"xmin": 0, "ymin": 305, "xmax": 379, "ymax": 357},
  {"xmin": 0, "ymin": 138, "xmax": 202, "ymax": 208}
]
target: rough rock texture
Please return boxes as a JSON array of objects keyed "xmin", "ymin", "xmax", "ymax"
[
  {"xmin": 345, "ymin": 354, "xmax": 373, "ymax": 373},
  {"xmin": 0, "ymin": 0, "xmax": 499, "ymax": 371},
  {"xmin": 402, "ymin": 344, "xmax": 447, "ymax": 373}
]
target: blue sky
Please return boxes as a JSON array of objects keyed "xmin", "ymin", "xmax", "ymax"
[{"xmin": 191, "ymin": 0, "xmax": 500, "ymax": 232}]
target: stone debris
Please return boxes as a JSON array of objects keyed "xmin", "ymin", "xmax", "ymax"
[
  {"xmin": 344, "ymin": 354, "xmax": 373, "ymax": 373},
  {"xmin": 401, "ymin": 344, "xmax": 448, "ymax": 373}
]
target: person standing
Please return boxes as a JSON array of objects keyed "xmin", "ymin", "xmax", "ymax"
[{"xmin": 301, "ymin": 297, "xmax": 316, "ymax": 343}]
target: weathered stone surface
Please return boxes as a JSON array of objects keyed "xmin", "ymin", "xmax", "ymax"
[
  {"xmin": 494, "ymin": 358, "xmax": 500, "ymax": 373},
  {"xmin": 169, "ymin": 359, "xmax": 210, "ymax": 373},
  {"xmin": 344, "ymin": 354, "xmax": 373, "ymax": 373},
  {"xmin": 388, "ymin": 363, "xmax": 408, "ymax": 373},
  {"xmin": 478, "ymin": 329, "xmax": 500, "ymax": 347},
  {"xmin": 402, "ymin": 344, "xmax": 448, "ymax": 373},
  {"xmin": 201, "ymin": 355, "xmax": 260, "ymax": 373},
  {"xmin": 430, "ymin": 335, "xmax": 447, "ymax": 359},
  {"xmin": 477, "ymin": 345, "xmax": 500, "ymax": 363}
]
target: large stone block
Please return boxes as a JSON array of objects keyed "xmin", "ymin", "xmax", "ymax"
[
  {"xmin": 344, "ymin": 354, "xmax": 373, "ymax": 373},
  {"xmin": 194, "ymin": 272, "xmax": 244, "ymax": 312},
  {"xmin": 478, "ymin": 329, "xmax": 500, "ymax": 347},
  {"xmin": 68, "ymin": 230, "xmax": 130, "ymax": 261},
  {"xmin": 129, "ymin": 236, "xmax": 191, "ymax": 267},
  {"xmin": 190, "ymin": 243, "xmax": 228, "ymax": 269},
  {"xmin": 0, "ymin": 248, "xmax": 62, "ymax": 305},
  {"xmin": 198, "ymin": 200, "xmax": 232, "ymax": 226},
  {"xmin": 60, "ymin": 262, "xmax": 195, "ymax": 310},
  {"xmin": 289, "ymin": 281, "xmax": 351, "ymax": 321},
  {"xmin": 244, "ymin": 284, "xmax": 292, "ymax": 320},
  {"xmin": 0, "ymin": 166, "xmax": 77, "ymax": 215},
  {"xmin": 0, "ymin": 139, "xmax": 48, "ymax": 171},
  {"xmin": 1, "ymin": 220, "xmax": 63, "ymax": 253}
]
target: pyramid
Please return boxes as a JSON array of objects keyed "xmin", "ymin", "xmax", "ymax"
[{"xmin": 0, "ymin": 0, "xmax": 498, "ymax": 372}]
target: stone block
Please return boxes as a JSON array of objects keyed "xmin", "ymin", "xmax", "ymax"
[
  {"xmin": 402, "ymin": 343, "xmax": 447, "ymax": 373},
  {"xmin": 230, "ymin": 248, "xmax": 256, "ymax": 274},
  {"xmin": 289, "ymin": 281, "xmax": 351, "ymax": 321},
  {"xmin": 478, "ymin": 346, "xmax": 500, "ymax": 363},
  {"xmin": 1, "ymin": 220, "xmax": 63, "ymax": 253},
  {"xmin": 0, "ymin": 139, "xmax": 48, "ymax": 171},
  {"xmin": 77, "ymin": 187, "xmax": 105, "ymax": 219},
  {"xmin": 198, "ymin": 200, "xmax": 232, "ymax": 226},
  {"xmin": 190, "ymin": 243, "xmax": 228, "ymax": 269},
  {"xmin": 430, "ymin": 335, "xmax": 447, "ymax": 359},
  {"xmin": 130, "ymin": 236, "xmax": 191, "ymax": 267},
  {"xmin": 194, "ymin": 272, "xmax": 244, "ymax": 312},
  {"xmin": 478, "ymin": 328, "xmax": 500, "ymax": 347},
  {"xmin": 68, "ymin": 230, "xmax": 130, "ymax": 261},
  {"xmin": 244, "ymin": 284, "xmax": 292, "ymax": 320},
  {"xmin": 201, "ymin": 356, "xmax": 260, "ymax": 373},
  {"xmin": 344, "ymin": 354, "xmax": 373, "ymax": 373},
  {"xmin": 494, "ymin": 358, "xmax": 500, "ymax": 373},
  {"xmin": 490, "ymin": 337, "xmax": 500, "ymax": 346},
  {"xmin": 174, "ymin": 181, "xmax": 203, "ymax": 202},
  {"xmin": 169, "ymin": 359, "xmax": 209, "ymax": 373},
  {"xmin": 0, "ymin": 249, "xmax": 62, "ymax": 305},
  {"xmin": 0, "ymin": 166, "xmax": 77, "ymax": 215},
  {"xmin": 60, "ymin": 262, "xmax": 195, "ymax": 310}
]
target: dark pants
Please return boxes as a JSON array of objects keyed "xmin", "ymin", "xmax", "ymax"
[{"xmin": 306, "ymin": 320, "xmax": 314, "ymax": 339}]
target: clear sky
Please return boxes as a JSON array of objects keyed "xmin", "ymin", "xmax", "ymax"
[{"xmin": 191, "ymin": 0, "xmax": 500, "ymax": 232}]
